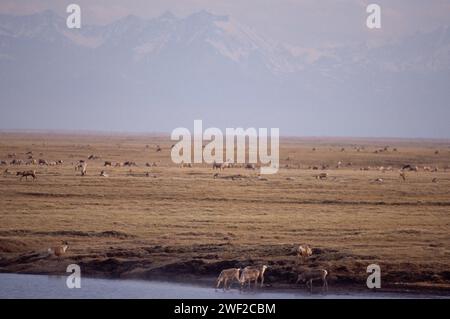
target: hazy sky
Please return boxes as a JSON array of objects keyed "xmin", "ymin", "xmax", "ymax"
[{"xmin": 2, "ymin": 0, "xmax": 450, "ymax": 46}]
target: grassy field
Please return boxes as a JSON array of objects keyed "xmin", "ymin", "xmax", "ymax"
[{"xmin": 0, "ymin": 133, "xmax": 449, "ymax": 294}]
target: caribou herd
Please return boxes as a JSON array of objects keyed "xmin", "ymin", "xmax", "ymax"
[
  {"xmin": 2, "ymin": 143, "xmax": 446, "ymax": 295},
  {"xmin": 1, "ymin": 143, "xmax": 446, "ymax": 182},
  {"xmin": 215, "ymin": 244, "xmax": 328, "ymax": 293},
  {"xmin": 42, "ymin": 239, "xmax": 325, "ymax": 293}
]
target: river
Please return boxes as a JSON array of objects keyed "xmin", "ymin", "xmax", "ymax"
[{"xmin": 0, "ymin": 273, "xmax": 445, "ymax": 299}]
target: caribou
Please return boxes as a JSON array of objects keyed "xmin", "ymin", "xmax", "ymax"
[
  {"xmin": 10, "ymin": 159, "xmax": 23, "ymax": 165},
  {"xmin": 212, "ymin": 161, "xmax": 224, "ymax": 170},
  {"xmin": 75, "ymin": 162, "xmax": 87, "ymax": 176},
  {"xmin": 296, "ymin": 269, "xmax": 328, "ymax": 293},
  {"xmin": 244, "ymin": 163, "xmax": 256, "ymax": 170},
  {"xmin": 16, "ymin": 170, "xmax": 36, "ymax": 181},
  {"xmin": 48, "ymin": 241, "xmax": 69, "ymax": 257},
  {"xmin": 146, "ymin": 162, "xmax": 158, "ymax": 167},
  {"xmin": 123, "ymin": 161, "xmax": 137, "ymax": 167},
  {"xmin": 242, "ymin": 265, "xmax": 269, "ymax": 288},
  {"xmin": 239, "ymin": 265, "xmax": 268, "ymax": 289},
  {"xmin": 297, "ymin": 245, "xmax": 313, "ymax": 263},
  {"xmin": 215, "ymin": 268, "xmax": 241, "ymax": 290}
]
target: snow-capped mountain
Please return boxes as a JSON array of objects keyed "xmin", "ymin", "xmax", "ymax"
[
  {"xmin": 1, "ymin": 10, "xmax": 449, "ymax": 74},
  {"xmin": 0, "ymin": 10, "xmax": 449, "ymax": 137},
  {"xmin": 0, "ymin": 10, "xmax": 308, "ymax": 73}
]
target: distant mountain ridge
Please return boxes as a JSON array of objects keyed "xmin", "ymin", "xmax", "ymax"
[{"xmin": 1, "ymin": 10, "xmax": 449, "ymax": 137}]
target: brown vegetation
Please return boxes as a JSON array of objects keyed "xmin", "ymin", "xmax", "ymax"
[{"xmin": 0, "ymin": 133, "xmax": 449, "ymax": 295}]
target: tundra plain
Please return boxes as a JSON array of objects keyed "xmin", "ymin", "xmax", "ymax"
[{"xmin": 0, "ymin": 133, "xmax": 449, "ymax": 295}]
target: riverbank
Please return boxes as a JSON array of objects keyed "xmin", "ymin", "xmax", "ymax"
[{"xmin": 0, "ymin": 246, "xmax": 449, "ymax": 296}]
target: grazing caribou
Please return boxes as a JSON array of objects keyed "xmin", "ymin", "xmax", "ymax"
[
  {"xmin": 296, "ymin": 269, "xmax": 328, "ymax": 293},
  {"xmin": 402, "ymin": 164, "xmax": 418, "ymax": 172},
  {"xmin": 10, "ymin": 159, "xmax": 23, "ymax": 165},
  {"xmin": 216, "ymin": 268, "xmax": 241, "ymax": 290},
  {"xmin": 17, "ymin": 170, "xmax": 36, "ymax": 181},
  {"xmin": 212, "ymin": 161, "xmax": 224, "ymax": 170},
  {"xmin": 123, "ymin": 161, "xmax": 137, "ymax": 167},
  {"xmin": 244, "ymin": 163, "xmax": 256, "ymax": 170}
]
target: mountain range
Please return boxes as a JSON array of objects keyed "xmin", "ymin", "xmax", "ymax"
[{"xmin": 1, "ymin": 10, "xmax": 449, "ymax": 137}]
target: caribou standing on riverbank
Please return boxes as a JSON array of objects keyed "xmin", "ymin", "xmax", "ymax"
[
  {"xmin": 296, "ymin": 269, "xmax": 328, "ymax": 293},
  {"xmin": 239, "ymin": 265, "xmax": 268, "ymax": 289},
  {"xmin": 47, "ymin": 241, "xmax": 69, "ymax": 257},
  {"xmin": 297, "ymin": 245, "xmax": 313, "ymax": 263},
  {"xmin": 215, "ymin": 268, "xmax": 241, "ymax": 290}
]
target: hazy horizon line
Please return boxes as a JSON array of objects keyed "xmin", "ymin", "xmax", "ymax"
[{"xmin": 1, "ymin": 128, "xmax": 449, "ymax": 143}]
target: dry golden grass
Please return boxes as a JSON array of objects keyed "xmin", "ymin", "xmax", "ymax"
[{"xmin": 0, "ymin": 133, "xmax": 449, "ymax": 293}]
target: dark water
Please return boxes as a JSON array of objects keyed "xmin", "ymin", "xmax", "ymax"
[{"xmin": 0, "ymin": 273, "xmax": 445, "ymax": 299}]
